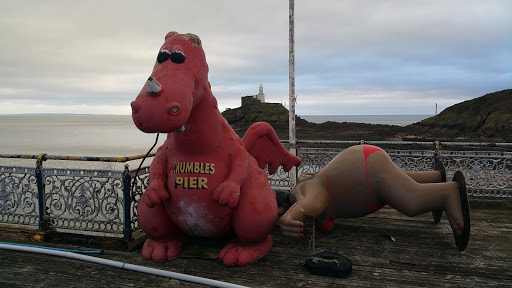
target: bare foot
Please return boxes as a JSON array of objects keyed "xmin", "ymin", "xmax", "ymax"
[
  {"xmin": 444, "ymin": 171, "xmax": 470, "ymax": 251},
  {"xmin": 443, "ymin": 181, "xmax": 464, "ymax": 235}
]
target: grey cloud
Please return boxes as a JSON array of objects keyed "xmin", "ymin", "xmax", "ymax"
[{"xmin": 0, "ymin": 0, "xmax": 510, "ymax": 115}]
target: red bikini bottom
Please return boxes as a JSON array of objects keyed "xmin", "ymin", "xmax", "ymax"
[
  {"xmin": 316, "ymin": 145, "xmax": 385, "ymax": 232},
  {"xmin": 364, "ymin": 145, "xmax": 385, "ymax": 213}
]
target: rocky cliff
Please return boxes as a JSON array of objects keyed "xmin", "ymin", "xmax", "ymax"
[{"xmin": 222, "ymin": 102, "xmax": 402, "ymax": 141}]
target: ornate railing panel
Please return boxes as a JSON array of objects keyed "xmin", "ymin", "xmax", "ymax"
[
  {"xmin": 43, "ymin": 168, "xmax": 125, "ymax": 234},
  {"xmin": 267, "ymin": 166, "xmax": 291, "ymax": 188},
  {"xmin": 298, "ymin": 148, "xmax": 340, "ymax": 175},
  {"xmin": 0, "ymin": 166, "xmax": 39, "ymax": 226},
  {"xmin": 388, "ymin": 150, "xmax": 436, "ymax": 171},
  {"xmin": 0, "ymin": 153, "xmax": 149, "ymax": 240},
  {"xmin": 440, "ymin": 151, "xmax": 512, "ymax": 198},
  {"xmin": 129, "ymin": 166, "xmax": 150, "ymax": 231}
]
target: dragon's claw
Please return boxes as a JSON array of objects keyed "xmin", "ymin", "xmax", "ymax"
[{"xmin": 213, "ymin": 180, "xmax": 241, "ymax": 208}]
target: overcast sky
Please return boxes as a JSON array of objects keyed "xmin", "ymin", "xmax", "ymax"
[{"xmin": 1, "ymin": 0, "xmax": 510, "ymax": 116}]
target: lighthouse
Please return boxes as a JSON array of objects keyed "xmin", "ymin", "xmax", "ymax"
[
  {"xmin": 241, "ymin": 84, "xmax": 267, "ymax": 106},
  {"xmin": 256, "ymin": 84, "xmax": 265, "ymax": 103}
]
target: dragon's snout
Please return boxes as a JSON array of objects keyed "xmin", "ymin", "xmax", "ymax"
[
  {"xmin": 130, "ymin": 101, "xmax": 139, "ymax": 113},
  {"xmin": 144, "ymin": 77, "xmax": 181, "ymax": 117},
  {"xmin": 167, "ymin": 103, "xmax": 181, "ymax": 116},
  {"xmin": 131, "ymin": 75, "xmax": 190, "ymax": 133}
]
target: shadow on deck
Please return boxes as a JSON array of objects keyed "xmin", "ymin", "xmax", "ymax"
[{"xmin": 1, "ymin": 203, "xmax": 511, "ymax": 287}]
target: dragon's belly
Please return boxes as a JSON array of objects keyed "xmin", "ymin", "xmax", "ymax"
[{"xmin": 165, "ymin": 155, "xmax": 233, "ymax": 237}]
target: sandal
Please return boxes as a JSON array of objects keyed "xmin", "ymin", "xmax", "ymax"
[
  {"xmin": 432, "ymin": 160, "xmax": 446, "ymax": 223},
  {"xmin": 452, "ymin": 170, "xmax": 470, "ymax": 251},
  {"xmin": 302, "ymin": 251, "xmax": 352, "ymax": 278}
]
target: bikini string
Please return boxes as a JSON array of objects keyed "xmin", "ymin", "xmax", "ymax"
[{"xmin": 323, "ymin": 168, "xmax": 334, "ymax": 219}]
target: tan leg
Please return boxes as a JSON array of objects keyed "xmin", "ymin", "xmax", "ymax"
[
  {"xmin": 404, "ymin": 171, "xmax": 442, "ymax": 183},
  {"xmin": 368, "ymin": 152, "xmax": 463, "ymax": 232},
  {"xmin": 403, "ymin": 170, "xmax": 443, "ymax": 223}
]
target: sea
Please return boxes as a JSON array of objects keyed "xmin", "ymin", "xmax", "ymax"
[{"xmin": 0, "ymin": 114, "xmax": 432, "ymax": 158}]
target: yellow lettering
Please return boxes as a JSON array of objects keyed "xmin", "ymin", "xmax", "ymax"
[
  {"xmin": 198, "ymin": 177, "xmax": 208, "ymax": 189},
  {"xmin": 175, "ymin": 176, "xmax": 209, "ymax": 190},
  {"xmin": 175, "ymin": 177, "xmax": 183, "ymax": 188},
  {"xmin": 194, "ymin": 162, "xmax": 200, "ymax": 173},
  {"xmin": 199, "ymin": 163, "xmax": 205, "ymax": 174},
  {"xmin": 185, "ymin": 162, "xmax": 193, "ymax": 173},
  {"xmin": 189, "ymin": 177, "xmax": 197, "ymax": 189},
  {"xmin": 210, "ymin": 163, "xmax": 215, "ymax": 175},
  {"xmin": 205, "ymin": 163, "xmax": 210, "ymax": 174}
]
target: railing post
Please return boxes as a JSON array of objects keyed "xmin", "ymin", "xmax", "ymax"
[
  {"xmin": 434, "ymin": 140, "xmax": 441, "ymax": 165},
  {"xmin": 35, "ymin": 153, "xmax": 48, "ymax": 232},
  {"xmin": 122, "ymin": 164, "xmax": 132, "ymax": 241}
]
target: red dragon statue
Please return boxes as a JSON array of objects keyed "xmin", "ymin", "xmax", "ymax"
[{"xmin": 131, "ymin": 32, "xmax": 301, "ymax": 266}]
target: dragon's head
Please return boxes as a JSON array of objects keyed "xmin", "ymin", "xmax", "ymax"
[{"xmin": 131, "ymin": 32, "xmax": 209, "ymax": 133}]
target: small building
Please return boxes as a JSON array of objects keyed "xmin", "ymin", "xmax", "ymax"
[{"xmin": 242, "ymin": 84, "xmax": 265, "ymax": 106}]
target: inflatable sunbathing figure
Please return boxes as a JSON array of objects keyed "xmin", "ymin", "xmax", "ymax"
[{"xmin": 279, "ymin": 145, "xmax": 470, "ymax": 251}]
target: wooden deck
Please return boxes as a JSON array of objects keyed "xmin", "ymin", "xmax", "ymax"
[{"xmin": 1, "ymin": 202, "xmax": 511, "ymax": 287}]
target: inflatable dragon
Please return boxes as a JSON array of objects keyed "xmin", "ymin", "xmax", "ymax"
[{"xmin": 131, "ymin": 32, "xmax": 301, "ymax": 266}]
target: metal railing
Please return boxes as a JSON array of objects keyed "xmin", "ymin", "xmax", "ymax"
[
  {"xmin": 271, "ymin": 140, "xmax": 512, "ymax": 198},
  {"xmin": 1, "ymin": 140, "xmax": 511, "ymax": 241},
  {"xmin": 0, "ymin": 153, "xmax": 153, "ymax": 241}
]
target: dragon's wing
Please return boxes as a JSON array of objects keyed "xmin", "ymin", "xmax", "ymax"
[{"xmin": 242, "ymin": 122, "xmax": 301, "ymax": 174}]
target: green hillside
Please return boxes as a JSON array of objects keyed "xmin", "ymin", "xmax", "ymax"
[
  {"xmin": 407, "ymin": 89, "xmax": 512, "ymax": 141},
  {"xmin": 222, "ymin": 89, "xmax": 512, "ymax": 142}
]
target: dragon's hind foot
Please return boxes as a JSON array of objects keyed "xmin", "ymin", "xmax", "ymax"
[
  {"xmin": 141, "ymin": 237, "xmax": 185, "ymax": 262},
  {"xmin": 218, "ymin": 235, "xmax": 272, "ymax": 266}
]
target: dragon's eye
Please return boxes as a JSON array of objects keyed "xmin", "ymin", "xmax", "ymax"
[
  {"xmin": 170, "ymin": 50, "xmax": 186, "ymax": 64},
  {"xmin": 157, "ymin": 50, "xmax": 171, "ymax": 63}
]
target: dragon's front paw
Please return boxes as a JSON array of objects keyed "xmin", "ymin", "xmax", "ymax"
[
  {"xmin": 144, "ymin": 182, "xmax": 169, "ymax": 207},
  {"xmin": 213, "ymin": 180, "xmax": 241, "ymax": 208}
]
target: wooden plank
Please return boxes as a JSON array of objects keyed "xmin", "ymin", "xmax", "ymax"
[{"xmin": 1, "ymin": 206, "xmax": 511, "ymax": 287}]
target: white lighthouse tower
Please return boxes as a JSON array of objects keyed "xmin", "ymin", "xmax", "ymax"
[{"xmin": 256, "ymin": 84, "xmax": 265, "ymax": 103}]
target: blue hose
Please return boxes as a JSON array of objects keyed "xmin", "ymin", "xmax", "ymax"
[{"xmin": 0, "ymin": 241, "xmax": 104, "ymax": 254}]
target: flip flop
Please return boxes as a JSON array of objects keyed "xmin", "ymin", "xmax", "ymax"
[
  {"xmin": 432, "ymin": 160, "xmax": 446, "ymax": 223},
  {"xmin": 302, "ymin": 251, "xmax": 352, "ymax": 278},
  {"xmin": 452, "ymin": 170, "xmax": 470, "ymax": 251}
]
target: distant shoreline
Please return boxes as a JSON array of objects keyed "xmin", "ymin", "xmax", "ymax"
[
  {"xmin": 299, "ymin": 114, "xmax": 433, "ymax": 126},
  {"xmin": 0, "ymin": 114, "xmax": 433, "ymax": 126}
]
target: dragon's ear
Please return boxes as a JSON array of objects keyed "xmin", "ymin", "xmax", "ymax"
[
  {"xmin": 183, "ymin": 33, "xmax": 202, "ymax": 47},
  {"xmin": 165, "ymin": 31, "xmax": 179, "ymax": 40}
]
